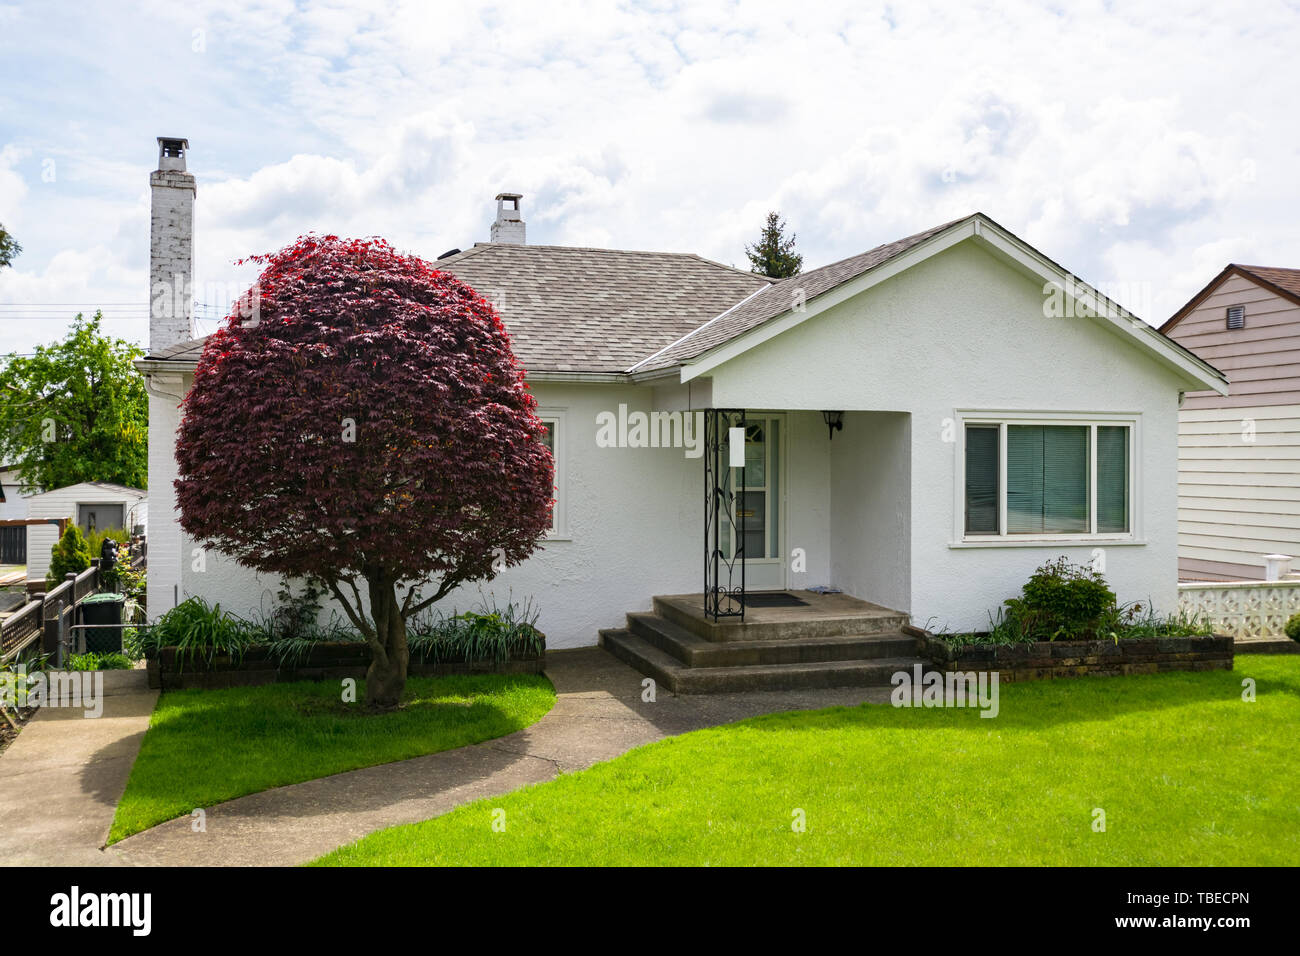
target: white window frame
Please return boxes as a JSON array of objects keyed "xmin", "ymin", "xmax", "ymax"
[
  {"xmin": 537, "ymin": 409, "xmax": 569, "ymax": 540},
  {"xmin": 950, "ymin": 409, "xmax": 1143, "ymax": 548}
]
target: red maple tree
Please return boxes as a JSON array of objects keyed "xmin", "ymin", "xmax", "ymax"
[{"xmin": 175, "ymin": 235, "xmax": 554, "ymax": 707}]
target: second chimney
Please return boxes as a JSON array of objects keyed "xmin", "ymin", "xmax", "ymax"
[
  {"xmin": 490, "ymin": 192, "xmax": 525, "ymax": 244},
  {"xmin": 149, "ymin": 137, "xmax": 196, "ymax": 353}
]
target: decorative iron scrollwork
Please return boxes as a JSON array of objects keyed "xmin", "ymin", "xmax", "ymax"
[{"xmin": 704, "ymin": 408, "xmax": 746, "ymax": 621}]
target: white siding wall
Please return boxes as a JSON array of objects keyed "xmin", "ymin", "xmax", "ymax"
[
  {"xmin": 708, "ymin": 240, "xmax": 1188, "ymax": 633},
  {"xmin": 0, "ymin": 469, "xmax": 28, "ymax": 522},
  {"xmin": 1177, "ymin": 403, "xmax": 1300, "ymax": 580}
]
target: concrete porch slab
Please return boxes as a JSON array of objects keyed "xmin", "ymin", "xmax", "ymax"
[{"xmin": 655, "ymin": 590, "xmax": 909, "ymax": 642}]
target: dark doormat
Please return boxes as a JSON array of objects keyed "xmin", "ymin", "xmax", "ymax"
[{"xmin": 742, "ymin": 592, "xmax": 809, "ymax": 608}]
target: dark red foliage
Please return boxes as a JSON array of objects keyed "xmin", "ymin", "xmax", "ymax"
[{"xmin": 175, "ymin": 235, "xmax": 553, "ymax": 597}]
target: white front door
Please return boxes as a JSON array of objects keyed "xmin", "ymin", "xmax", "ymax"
[{"xmin": 733, "ymin": 414, "xmax": 786, "ymax": 591}]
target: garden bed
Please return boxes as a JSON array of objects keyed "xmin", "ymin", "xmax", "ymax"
[
  {"xmin": 146, "ymin": 641, "xmax": 545, "ymax": 690},
  {"xmin": 908, "ymin": 626, "xmax": 1233, "ymax": 681}
]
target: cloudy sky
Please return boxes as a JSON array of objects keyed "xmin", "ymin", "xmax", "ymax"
[{"xmin": 1, "ymin": 0, "xmax": 1297, "ymax": 357}]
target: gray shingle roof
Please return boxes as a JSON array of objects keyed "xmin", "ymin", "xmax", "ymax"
[
  {"xmin": 144, "ymin": 243, "xmax": 769, "ymax": 374},
  {"xmin": 432, "ymin": 243, "xmax": 769, "ymax": 372},
  {"xmin": 630, "ymin": 215, "xmax": 973, "ymax": 371},
  {"xmin": 142, "ymin": 219, "xmax": 975, "ymax": 375}
]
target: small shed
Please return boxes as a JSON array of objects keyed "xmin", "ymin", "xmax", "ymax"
[{"xmin": 25, "ymin": 482, "xmax": 147, "ymax": 583}]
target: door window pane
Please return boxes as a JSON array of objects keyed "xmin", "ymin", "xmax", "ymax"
[
  {"xmin": 739, "ymin": 490, "xmax": 766, "ymax": 558},
  {"xmin": 742, "ymin": 422, "xmax": 765, "ymax": 486},
  {"xmin": 768, "ymin": 419, "xmax": 779, "ymax": 558}
]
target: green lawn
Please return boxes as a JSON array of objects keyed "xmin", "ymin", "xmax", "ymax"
[
  {"xmin": 315, "ymin": 655, "xmax": 1300, "ymax": 866},
  {"xmin": 109, "ymin": 673, "xmax": 555, "ymax": 844}
]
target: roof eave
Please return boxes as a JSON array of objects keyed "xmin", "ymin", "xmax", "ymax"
[{"xmin": 135, "ymin": 357, "xmax": 200, "ymax": 374}]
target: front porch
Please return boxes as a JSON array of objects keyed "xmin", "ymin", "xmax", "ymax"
[
  {"xmin": 599, "ymin": 589, "xmax": 934, "ymax": 694},
  {"xmin": 695, "ymin": 407, "xmax": 912, "ymax": 621}
]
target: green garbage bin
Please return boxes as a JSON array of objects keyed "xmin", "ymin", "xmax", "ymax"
[{"xmin": 81, "ymin": 592, "xmax": 126, "ymax": 654}]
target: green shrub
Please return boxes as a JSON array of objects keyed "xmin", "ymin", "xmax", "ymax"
[
  {"xmin": 83, "ymin": 526, "xmax": 129, "ymax": 561},
  {"xmin": 46, "ymin": 525, "xmax": 92, "ymax": 589},
  {"xmin": 65, "ymin": 651, "xmax": 133, "ymax": 671},
  {"xmin": 99, "ymin": 539, "xmax": 144, "ymax": 596},
  {"xmin": 1004, "ymin": 556, "xmax": 1117, "ymax": 641},
  {"xmin": 141, "ymin": 597, "xmax": 258, "ymax": 668},
  {"xmin": 949, "ymin": 563, "xmax": 1215, "ymax": 648},
  {"xmin": 1285, "ymin": 613, "xmax": 1300, "ymax": 642}
]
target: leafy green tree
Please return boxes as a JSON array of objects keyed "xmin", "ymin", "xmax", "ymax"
[
  {"xmin": 0, "ymin": 223, "xmax": 19, "ymax": 268},
  {"xmin": 745, "ymin": 211, "xmax": 803, "ymax": 278},
  {"xmin": 46, "ymin": 524, "xmax": 92, "ymax": 588},
  {"xmin": 0, "ymin": 312, "xmax": 148, "ymax": 492}
]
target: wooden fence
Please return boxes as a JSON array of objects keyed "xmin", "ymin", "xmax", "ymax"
[{"xmin": 0, "ymin": 566, "xmax": 99, "ymax": 666}]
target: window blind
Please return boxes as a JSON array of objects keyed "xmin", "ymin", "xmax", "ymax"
[
  {"xmin": 1096, "ymin": 425, "xmax": 1129, "ymax": 532},
  {"xmin": 964, "ymin": 425, "xmax": 1000, "ymax": 534},
  {"xmin": 1007, "ymin": 425, "xmax": 1089, "ymax": 533}
]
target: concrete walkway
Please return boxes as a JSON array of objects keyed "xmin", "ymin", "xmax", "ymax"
[
  {"xmin": 0, "ymin": 669, "xmax": 157, "ymax": 866},
  {"xmin": 102, "ymin": 647, "xmax": 888, "ymax": 866}
]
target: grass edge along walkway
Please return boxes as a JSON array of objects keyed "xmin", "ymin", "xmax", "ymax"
[
  {"xmin": 108, "ymin": 672, "xmax": 556, "ymax": 844},
  {"xmin": 314, "ymin": 655, "xmax": 1299, "ymax": 866}
]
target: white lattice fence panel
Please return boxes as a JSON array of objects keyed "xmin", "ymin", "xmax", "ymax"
[{"xmin": 1178, "ymin": 581, "xmax": 1300, "ymax": 640}]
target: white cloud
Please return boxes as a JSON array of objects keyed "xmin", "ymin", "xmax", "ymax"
[{"xmin": 2, "ymin": 0, "xmax": 1299, "ymax": 349}]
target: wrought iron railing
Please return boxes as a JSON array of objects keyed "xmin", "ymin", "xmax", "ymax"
[{"xmin": 704, "ymin": 408, "xmax": 746, "ymax": 621}]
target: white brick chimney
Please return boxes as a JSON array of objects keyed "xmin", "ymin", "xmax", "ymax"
[
  {"xmin": 149, "ymin": 137, "xmax": 196, "ymax": 352},
  {"xmin": 489, "ymin": 192, "xmax": 525, "ymax": 244}
]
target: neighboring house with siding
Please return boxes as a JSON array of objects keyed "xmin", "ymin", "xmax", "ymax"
[
  {"xmin": 0, "ymin": 466, "xmax": 31, "ymax": 566},
  {"xmin": 135, "ymin": 138, "xmax": 1227, "ymax": 652},
  {"xmin": 1161, "ymin": 264, "xmax": 1300, "ymax": 581},
  {"xmin": 24, "ymin": 482, "xmax": 147, "ymax": 584}
]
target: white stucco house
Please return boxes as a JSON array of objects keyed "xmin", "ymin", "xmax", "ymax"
[{"xmin": 136, "ymin": 139, "xmax": 1227, "ymax": 659}]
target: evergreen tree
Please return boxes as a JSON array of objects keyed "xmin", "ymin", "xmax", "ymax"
[{"xmin": 745, "ymin": 211, "xmax": 803, "ymax": 278}]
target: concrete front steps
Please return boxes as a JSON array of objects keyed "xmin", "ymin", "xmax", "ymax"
[{"xmin": 600, "ymin": 594, "xmax": 936, "ymax": 694}]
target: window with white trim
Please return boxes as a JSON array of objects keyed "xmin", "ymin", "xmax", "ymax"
[
  {"xmin": 537, "ymin": 413, "xmax": 566, "ymax": 537},
  {"xmin": 962, "ymin": 418, "xmax": 1132, "ymax": 538}
]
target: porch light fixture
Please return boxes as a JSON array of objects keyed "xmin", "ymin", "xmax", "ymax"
[{"xmin": 822, "ymin": 410, "xmax": 844, "ymax": 440}]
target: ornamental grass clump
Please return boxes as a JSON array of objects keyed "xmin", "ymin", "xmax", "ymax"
[
  {"xmin": 140, "ymin": 597, "xmax": 258, "ymax": 669},
  {"xmin": 408, "ymin": 596, "xmax": 544, "ymax": 664}
]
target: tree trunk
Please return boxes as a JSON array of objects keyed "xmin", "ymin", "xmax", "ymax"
[{"xmin": 364, "ymin": 573, "xmax": 409, "ymax": 710}]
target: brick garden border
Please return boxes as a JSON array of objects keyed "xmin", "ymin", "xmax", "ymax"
[
  {"xmin": 146, "ymin": 641, "xmax": 545, "ymax": 691},
  {"xmin": 902, "ymin": 625, "xmax": 1233, "ymax": 682}
]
